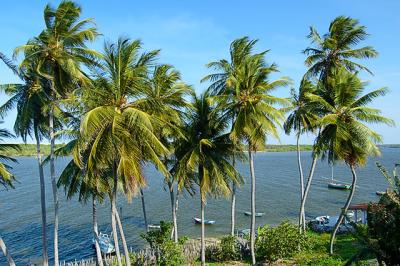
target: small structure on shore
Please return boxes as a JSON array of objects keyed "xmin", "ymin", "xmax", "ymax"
[{"xmin": 348, "ymin": 203, "xmax": 369, "ymax": 225}]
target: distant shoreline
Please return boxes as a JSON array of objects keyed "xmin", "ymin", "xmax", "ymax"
[{"xmin": 4, "ymin": 143, "xmax": 398, "ymax": 157}]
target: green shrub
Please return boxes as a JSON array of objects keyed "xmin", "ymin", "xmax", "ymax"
[
  {"xmin": 255, "ymin": 221, "xmax": 309, "ymax": 262},
  {"xmin": 206, "ymin": 235, "xmax": 242, "ymax": 262},
  {"xmin": 141, "ymin": 221, "xmax": 186, "ymax": 266}
]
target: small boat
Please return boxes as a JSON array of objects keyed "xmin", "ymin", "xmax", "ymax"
[
  {"xmin": 376, "ymin": 191, "xmax": 386, "ymax": 196},
  {"xmin": 92, "ymin": 232, "xmax": 115, "ymax": 254},
  {"xmin": 148, "ymin": 224, "xmax": 161, "ymax": 230},
  {"xmin": 328, "ymin": 182, "xmax": 351, "ymax": 190},
  {"xmin": 244, "ymin": 211, "xmax": 264, "ymax": 217},
  {"xmin": 193, "ymin": 217, "xmax": 215, "ymax": 225}
]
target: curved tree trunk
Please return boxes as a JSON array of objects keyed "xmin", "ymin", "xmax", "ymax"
[
  {"xmin": 200, "ymin": 193, "xmax": 205, "ymax": 266},
  {"xmin": 140, "ymin": 188, "xmax": 148, "ymax": 232},
  {"xmin": 174, "ymin": 188, "xmax": 180, "ymax": 242},
  {"xmin": 49, "ymin": 105, "xmax": 59, "ymax": 266},
  {"xmin": 111, "ymin": 164, "xmax": 122, "ymax": 266},
  {"xmin": 115, "ymin": 209, "xmax": 131, "ymax": 266},
  {"xmin": 296, "ymin": 133, "xmax": 305, "ymax": 232},
  {"xmin": 248, "ymin": 148, "xmax": 256, "ymax": 265},
  {"xmin": 0, "ymin": 236, "xmax": 15, "ymax": 266},
  {"xmin": 329, "ymin": 164, "xmax": 358, "ymax": 255},
  {"xmin": 92, "ymin": 196, "xmax": 104, "ymax": 266},
  {"xmin": 299, "ymin": 156, "xmax": 318, "ymax": 232},
  {"xmin": 35, "ymin": 130, "xmax": 48, "ymax": 266}
]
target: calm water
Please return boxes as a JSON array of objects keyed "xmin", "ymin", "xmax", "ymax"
[{"xmin": 0, "ymin": 148, "xmax": 399, "ymax": 264}]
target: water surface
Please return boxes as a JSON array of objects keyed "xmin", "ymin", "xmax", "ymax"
[{"xmin": 0, "ymin": 148, "xmax": 398, "ymax": 264}]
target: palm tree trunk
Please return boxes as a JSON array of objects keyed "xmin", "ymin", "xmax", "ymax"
[
  {"xmin": 140, "ymin": 188, "xmax": 149, "ymax": 232},
  {"xmin": 35, "ymin": 129, "xmax": 48, "ymax": 266},
  {"xmin": 115, "ymin": 209, "xmax": 131, "ymax": 266},
  {"xmin": 299, "ymin": 156, "xmax": 318, "ymax": 232},
  {"xmin": 49, "ymin": 105, "xmax": 59, "ymax": 266},
  {"xmin": 329, "ymin": 164, "xmax": 358, "ymax": 255},
  {"xmin": 92, "ymin": 196, "xmax": 103, "ymax": 266},
  {"xmin": 248, "ymin": 148, "xmax": 256, "ymax": 265},
  {"xmin": 168, "ymin": 181, "xmax": 178, "ymax": 242},
  {"xmin": 230, "ymin": 156, "xmax": 236, "ymax": 236},
  {"xmin": 296, "ymin": 132, "xmax": 305, "ymax": 232},
  {"xmin": 0, "ymin": 237, "xmax": 15, "ymax": 266},
  {"xmin": 174, "ymin": 188, "xmax": 180, "ymax": 242},
  {"xmin": 111, "ymin": 164, "xmax": 122, "ymax": 266},
  {"xmin": 200, "ymin": 193, "xmax": 205, "ymax": 266}
]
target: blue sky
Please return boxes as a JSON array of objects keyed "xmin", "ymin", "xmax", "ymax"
[{"xmin": 0, "ymin": 0, "xmax": 399, "ymax": 144}]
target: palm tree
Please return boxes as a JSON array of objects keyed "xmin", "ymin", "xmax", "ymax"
[
  {"xmin": 0, "ymin": 125, "xmax": 20, "ymax": 266},
  {"xmin": 303, "ymin": 16, "xmax": 377, "ymax": 81},
  {"xmin": 137, "ymin": 64, "xmax": 193, "ymax": 241},
  {"xmin": 14, "ymin": 2, "xmax": 99, "ymax": 264},
  {"xmin": 203, "ymin": 37, "xmax": 290, "ymax": 264},
  {"xmin": 307, "ymin": 68, "xmax": 394, "ymax": 254},
  {"xmin": 174, "ymin": 93, "xmax": 240, "ymax": 266},
  {"xmin": 0, "ymin": 54, "xmax": 50, "ymax": 266},
  {"xmin": 77, "ymin": 37, "xmax": 169, "ymax": 266},
  {"xmin": 202, "ymin": 37, "xmax": 254, "ymax": 236},
  {"xmin": 284, "ymin": 80, "xmax": 318, "ymax": 232}
]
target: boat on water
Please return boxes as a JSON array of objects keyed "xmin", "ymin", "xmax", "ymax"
[
  {"xmin": 328, "ymin": 182, "xmax": 351, "ymax": 190},
  {"xmin": 325, "ymin": 166, "xmax": 352, "ymax": 190},
  {"xmin": 92, "ymin": 232, "xmax": 115, "ymax": 254},
  {"xmin": 193, "ymin": 217, "xmax": 215, "ymax": 225},
  {"xmin": 244, "ymin": 211, "xmax": 264, "ymax": 217},
  {"xmin": 148, "ymin": 224, "xmax": 161, "ymax": 230},
  {"xmin": 376, "ymin": 191, "xmax": 386, "ymax": 196}
]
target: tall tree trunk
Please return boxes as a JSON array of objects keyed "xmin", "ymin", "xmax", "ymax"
[
  {"xmin": 111, "ymin": 164, "xmax": 122, "ymax": 266},
  {"xmin": 92, "ymin": 196, "xmax": 104, "ymax": 266},
  {"xmin": 296, "ymin": 132, "xmax": 305, "ymax": 232},
  {"xmin": 0, "ymin": 237, "xmax": 15, "ymax": 266},
  {"xmin": 174, "ymin": 188, "xmax": 180, "ymax": 242},
  {"xmin": 115, "ymin": 209, "xmax": 131, "ymax": 266},
  {"xmin": 230, "ymin": 182, "xmax": 236, "ymax": 236},
  {"xmin": 200, "ymin": 193, "xmax": 205, "ymax": 266},
  {"xmin": 49, "ymin": 105, "xmax": 59, "ymax": 266},
  {"xmin": 248, "ymin": 148, "xmax": 256, "ymax": 265},
  {"xmin": 35, "ymin": 129, "xmax": 48, "ymax": 266},
  {"xmin": 140, "ymin": 188, "xmax": 148, "ymax": 232},
  {"xmin": 329, "ymin": 164, "xmax": 358, "ymax": 254},
  {"xmin": 168, "ymin": 181, "xmax": 178, "ymax": 242},
  {"xmin": 230, "ymin": 156, "xmax": 236, "ymax": 236},
  {"xmin": 299, "ymin": 156, "xmax": 318, "ymax": 232}
]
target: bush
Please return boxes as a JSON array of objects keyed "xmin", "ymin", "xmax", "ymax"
[
  {"xmin": 141, "ymin": 221, "xmax": 186, "ymax": 266},
  {"xmin": 255, "ymin": 221, "xmax": 309, "ymax": 262},
  {"xmin": 206, "ymin": 235, "xmax": 242, "ymax": 262}
]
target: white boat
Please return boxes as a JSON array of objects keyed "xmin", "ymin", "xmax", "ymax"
[
  {"xmin": 193, "ymin": 217, "xmax": 215, "ymax": 225},
  {"xmin": 92, "ymin": 232, "xmax": 115, "ymax": 254},
  {"xmin": 148, "ymin": 224, "xmax": 161, "ymax": 230},
  {"xmin": 244, "ymin": 211, "xmax": 264, "ymax": 217},
  {"xmin": 325, "ymin": 166, "xmax": 352, "ymax": 190}
]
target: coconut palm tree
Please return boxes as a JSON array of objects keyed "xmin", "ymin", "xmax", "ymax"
[
  {"xmin": 303, "ymin": 16, "xmax": 377, "ymax": 81},
  {"xmin": 202, "ymin": 37, "xmax": 255, "ymax": 236},
  {"xmin": 284, "ymin": 80, "xmax": 318, "ymax": 232},
  {"xmin": 77, "ymin": 37, "xmax": 169, "ymax": 266},
  {"xmin": 203, "ymin": 37, "xmax": 290, "ymax": 265},
  {"xmin": 307, "ymin": 68, "xmax": 394, "ymax": 254},
  {"xmin": 137, "ymin": 64, "xmax": 193, "ymax": 241},
  {"xmin": 0, "ymin": 125, "xmax": 20, "ymax": 266},
  {"xmin": 174, "ymin": 93, "xmax": 240, "ymax": 266},
  {"xmin": 0, "ymin": 54, "xmax": 50, "ymax": 266},
  {"xmin": 14, "ymin": 2, "xmax": 99, "ymax": 264}
]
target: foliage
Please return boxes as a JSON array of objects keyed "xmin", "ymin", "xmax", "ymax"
[
  {"xmin": 0, "ymin": 126, "xmax": 19, "ymax": 188},
  {"xmin": 206, "ymin": 235, "xmax": 242, "ymax": 262},
  {"xmin": 255, "ymin": 221, "xmax": 309, "ymax": 262},
  {"xmin": 141, "ymin": 221, "xmax": 186, "ymax": 266}
]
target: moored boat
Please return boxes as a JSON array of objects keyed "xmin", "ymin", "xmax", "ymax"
[
  {"xmin": 92, "ymin": 232, "xmax": 115, "ymax": 254},
  {"xmin": 376, "ymin": 191, "xmax": 386, "ymax": 196},
  {"xmin": 328, "ymin": 182, "xmax": 351, "ymax": 190},
  {"xmin": 244, "ymin": 211, "xmax": 264, "ymax": 217},
  {"xmin": 193, "ymin": 217, "xmax": 215, "ymax": 225}
]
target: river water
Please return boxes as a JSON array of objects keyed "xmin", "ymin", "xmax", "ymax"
[{"xmin": 0, "ymin": 148, "xmax": 398, "ymax": 264}]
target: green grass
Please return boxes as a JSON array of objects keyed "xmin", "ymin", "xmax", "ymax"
[{"xmin": 3, "ymin": 144, "xmax": 65, "ymax": 156}]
